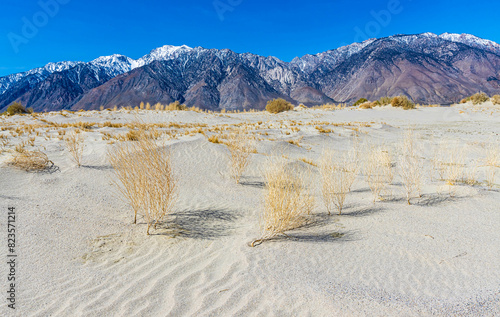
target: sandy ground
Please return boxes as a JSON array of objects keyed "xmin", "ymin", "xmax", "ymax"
[{"xmin": 0, "ymin": 103, "xmax": 499, "ymax": 316}]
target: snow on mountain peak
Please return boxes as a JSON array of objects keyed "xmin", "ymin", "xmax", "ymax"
[
  {"xmin": 438, "ymin": 33, "xmax": 500, "ymax": 54},
  {"xmin": 137, "ymin": 45, "xmax": 193, "ymax": 66}
]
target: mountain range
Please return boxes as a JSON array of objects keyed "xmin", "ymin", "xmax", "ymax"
[{"xmin": 1, "ymin": 32, "xmax": 500, "ymax": 112}]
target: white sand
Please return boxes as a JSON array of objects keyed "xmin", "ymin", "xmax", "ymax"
[{"xmin": 1, "ymin": 103, "xmax": 499, "ymax": 316}]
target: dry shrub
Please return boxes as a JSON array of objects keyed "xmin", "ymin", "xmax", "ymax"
[
  {"xmin": 364, "ymin": 145, "xmax": 393, "ymax": 202},
  {"xmin": 353, "ymin": 98, "xmax": 368, "ymax": 107},
  {"xmin": 378, "ymin": 97, "xmax": 392, "ymax": 105},
  {"xmin": 319, "ymin": 150, "xmax": 358, "ymax": 215},
  {"xmin": 5, "ymin": 102, "xmax": 30, "ymax": 116},
  {"xmin": 484, "ymin": 143, "xmax": 499, "ymax": 189},
  {"xmin": 125, "ymin": 129, "xmax": 141, "ymax": 141},
  {"xmin": 165, "ymin": 101, "xmax": 187, "ymax": 111},
  {"xmin": 11, "ymin": 149, "xmax": 53, "ymax": 171},
  {"xmin": 226, "ymin": 130, "xmax": 256, "ymax": 183},
  {"xmin": 398, "ymin": 130, "xmax": 423, "ymax": 204},
  {"xmin": 433, "ymin": 142, "xmax": 466, "ymax": 196},
  {"xmin": 0, "ymin": 135, "xmax": 8, "ymax": 153},
  {"xmin": 470, "ymin": 92, "xmax": 489, "ymax": 105},
  {"xmin": 491, "ymin": 95, "xmax": 500, "ymax": 105},
  {"xmin": 391, "ymin": 96, "xmax": 415, "ymax": 109},
  {"xmin": 358, "ymin": 101, "xmax": 374, "ymax": 109},
  {"xmin": 266, "ymin": 98, "xmax": 293, "ymax": 113},
  {"xmin": 64, "ymin": 130, "xmax": 85, "ymax": 167},
  {"xmin": 251, "ymin": 158, "xmax": 314, "ymax": 246},
  {"xmin": 108, "ymin": 133, "xmax": 177, "ymax": 234}
]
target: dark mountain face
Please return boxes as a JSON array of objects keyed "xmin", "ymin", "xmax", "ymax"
[
  {"xmin": 309, "ymin": 36, "xmax": 500, "ymax": 104},
  {"xmin": 73, "ymin": 51, "xmax": 290, "ymax": 111},
  {"xmin": 2, "ymin": 33, "xmax": 500, "ymax": 112}
]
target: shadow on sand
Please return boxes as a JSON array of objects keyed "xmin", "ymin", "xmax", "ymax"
[{"xmin": 151, "ymin": 208, "xmax": 240, "ymax": 240}]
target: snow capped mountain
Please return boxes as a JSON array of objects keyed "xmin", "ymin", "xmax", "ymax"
[
  {"xmin": 89, "ymin": 54, "xmax": 136, "ymax": 76},
  {"xmin": 1, "ymin": 33, "xmax": 500, "ymax": 112},
  {"xmin": 0, "ymin": 61, "xmax": 82, "ymax": 95},
  {"xmin": 135, "ymin": 45, "xmax": 194, "ymax": 67},
  {"xmin": 438, "ymin": 33, "xmax": 500, "ymax": 55},
  {"xmin": 291, "ymin": 38, "xmax": 376, "ymax": 74}
]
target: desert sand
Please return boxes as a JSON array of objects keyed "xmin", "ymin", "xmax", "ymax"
[{"xmin": 0, "ymin": 103, "xmax": 499, "ymax": 316}]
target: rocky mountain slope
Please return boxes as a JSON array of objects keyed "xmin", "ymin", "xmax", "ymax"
[{"xmin": 1, "ymin": 33, "xmax": 499, "ymax": 112}]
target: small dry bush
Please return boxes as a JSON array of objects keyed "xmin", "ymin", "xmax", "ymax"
[
  {"xmin": 433, "ymin": 142, "xmax": 466, "ymax": 196},
  {"xmin": 391, "ymin": 96, "xmax": 415, "ymax": 109},
  {"xmin": 359, "ymin": 101, "xmax": 375, "ymax": 109},
  {"xmin": 125, "ymin": 129, "xmax": 141, "ymax": 141},
  {"xmin": 11, "ymin": 149, "xmax": 53, "ymax": 171},
  {"xmin": 226, "ymin": 130, "xmax": 256, "ymax": 183},
  {"xmin": 484, "ymin": 143, "xmax": 499, "ymax": 189},
  {"xmin": 5, "ymin": 102, "xmax": 30, "ymax": 116},
  {"xmin": 398, "ymin": 130, "xmax": 423, "ymax": 204},
  {"xmin": 251, "ymin": 158, "xmax": 314, "ymax": 246},
  {"xmin": 166, "ymin": 101, "xmax": 187, "ymax": 111},
  {"xmin": 266, "ymin": 98, "xmax": 294, "ymax": 113},
  {"xmin": 0, "ymin": 135, "xmax": 8, "ymax": 153},
  {"xmin": 64, "ymin": 130, "xmax": 85, "ymax": 167},
  {"xmin": 470, "ymin": 92, "xmax": 489, "ymax": 105},
  {"xmin": 364, "ymin": 145, "xmax": 393, "ymax": 202},
  {"xmin": 319, "ymin": 149, "xmax": 358, "ymax": 215},
  {"xmin": 108, "ymin": 134, "xmax": 177, "ymax": 234},
  {"xmin": 378, "ymin": 97, "xmax": 392, "ymax": 105},
  {"xmin": 353, "ymin": 98, "xmax": 368, "ymax": 107},
  {"xmin": 491, "ymin": 95, "xmax": 500, "ymax": 105}
]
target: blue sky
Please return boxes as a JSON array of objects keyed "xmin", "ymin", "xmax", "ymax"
[{"xmin": 1, "ymin": 0, "xmax": 499, "ymax": 76}]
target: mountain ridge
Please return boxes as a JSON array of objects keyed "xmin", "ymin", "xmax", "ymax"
[{"xmin": 1, "ymin": 32, "xmax": 500, "ymax": 111}]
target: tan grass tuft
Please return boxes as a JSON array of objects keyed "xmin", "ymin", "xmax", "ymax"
[
  {"xmin": 364, "ymin": 145, "xmax": 393, "ymax": 202},
  {"xmin": 398, "ymin": 129, "xmax": 423, "ymax": 204},
  {"xmin": 251, "ymin": 158, "xmax": 314, "ymax": 246},
  {"xmin": 11, "ymin": 149, "xmax": 53, "ymax": 171},
  {"xmin": 226, "ymin": 130, "xmax": 256, "ymax": 183},
  {"xmin": 108, "ymin": 134, "xmax": 177, "ymax": 234},
  {"xmin": 64, "ymin": 130, "xmax": 85, "ymax": 167}
]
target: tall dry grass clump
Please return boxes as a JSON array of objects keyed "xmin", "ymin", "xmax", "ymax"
[
  {"xmin": 0, "ymin": 135, "xmax": 8, "ymax": 154},
  {"xmin": 11, "ymin": 147, "xmax": 53, "ymax": 171},
  {"xmin": 319, "ymin": 149, "xmax": 358, "ymax": 215},
  {"xmin": 64, "ymin": 130, "xmax": 85, "ymax": 167},
  {"xmin": 484, "ymin": 143, "xmax": 499, "ymax": 189},
  {"xmin": 165, "ymin": 101, "xmax": 187, "ymax": 111},
  {"xmin": 250, "ymin": 158, "xmax": 315, "ymax": 246},
  {"xmin": 108, "ymin": 133, "xmax": 177, "ymax": 234},
  {"xmin": 433, "ymin": 142, "xmax": 466, "ymax": 196},
  {"xmin": 225, "ymin": 130, "xmax": 256, "ymax": 183},
  {"xmin": 363, "ymin": 145, "xmax": 393, "ymax": 202},
  {"xmin": 398, "ymin": 130, "xmax": 423, "ymax": 204},
  {"xmin": 491, "ymin": 95, "xmax": 500, "ymax": 105}
]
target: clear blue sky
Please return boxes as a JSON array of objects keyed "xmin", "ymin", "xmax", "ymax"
[{"xmin": 1, "ymin": 0, "xmax": 499, "ymax": 76}]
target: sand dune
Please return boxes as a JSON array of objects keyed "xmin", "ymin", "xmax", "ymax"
[{"xmin": 0, "ymin": 103, "xmax": 499, "ymax": 316}]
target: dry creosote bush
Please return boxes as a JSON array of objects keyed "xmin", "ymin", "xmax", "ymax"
[
  {"xmin": 363, "ymin": 144, "xmax": 394, "ymax": 202},
  {"xmin": 398, "ymin": 129, "xmax": 423, "ymax": 204},
  {"xmin": 11, "ymin": 147, "xmax": 54, "ymax": 171},
  {"xmin": 319, "ymin": 148, "xmax": 359, "ymax": 215},
  {"xmin": 250, "ymin": 158, "xmax": 315, "ymax": 247},
  {"xmin": 64, "ymin": 130, "xmax": 85, "ymax": 167},
  {"xmin": 108, "ymin": 131, "xmax": 177, "ymax": 235},
  {"xmin": 225, "ymin": 129, "xmax": 256, "ymax": 183}
]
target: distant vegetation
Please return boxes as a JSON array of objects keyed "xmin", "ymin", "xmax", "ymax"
[
  {"xmin": 461, "ymin": 92, "xmax": 490, "ymax": 105},
  {"xmin": 356, "ymin": 96, "xmax": 415, "ymax": 110},
  {"xmin": 3, "ymin": 102, "xmax": 33, "ymax": 116},
  {"xmin": 391, "ymin": 95, "xmax": 415, "ymax": 109},
  {"xmin": 492, "ymin": 95, "xmax": 500, "ymax": 105},
  {"xmin": 266, "ymin": 98, "xmax": 294, "ymax": 113},
  {"xmin": 353, "ymin": 98, "xmax": 368, "ymax": 107}
]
